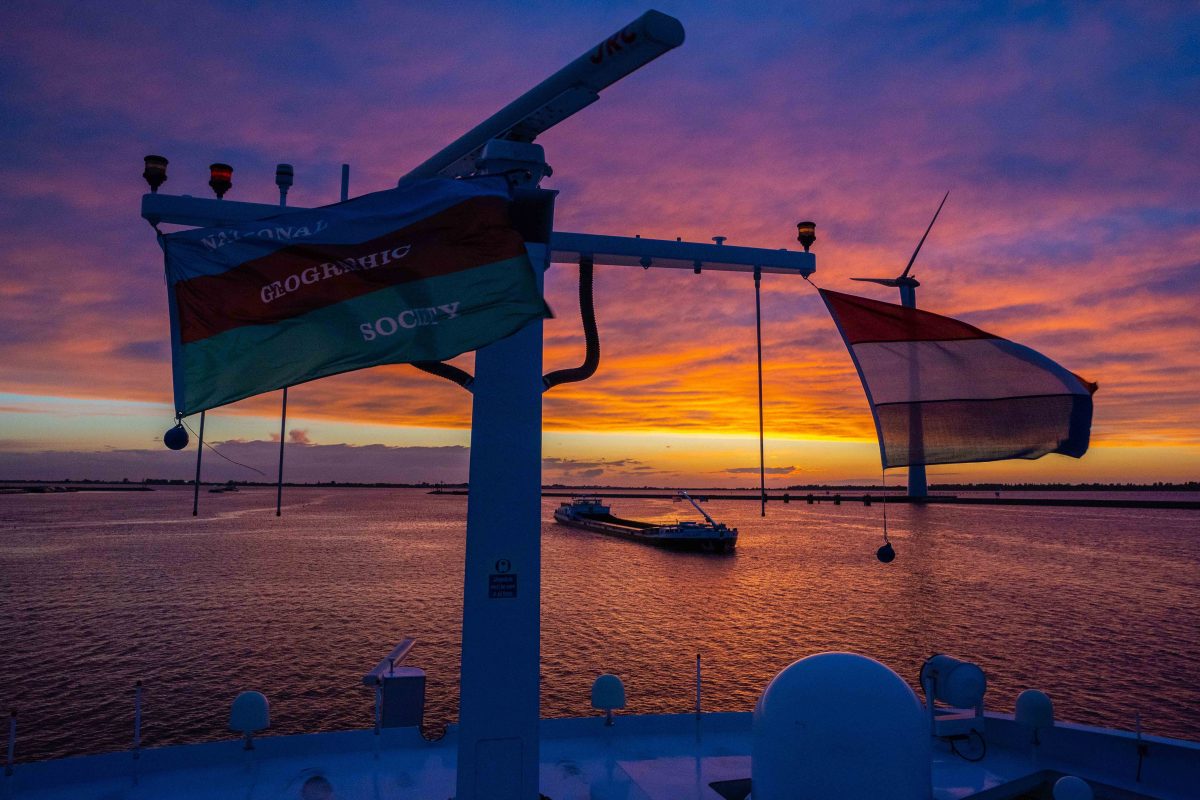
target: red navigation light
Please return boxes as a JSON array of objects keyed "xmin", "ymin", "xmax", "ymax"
[
  {"xmin": 143, "ymin": 155, "xmax": 168, "ymax": 193},
  {"xmin": 209, "ymin": 162, "xmax": 233, "ymax": 199},
  {"xmin": 796, "ymin": 220, "xmax": 816, "ymax": 252}
]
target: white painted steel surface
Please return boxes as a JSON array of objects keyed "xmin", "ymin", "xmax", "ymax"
[
  {"xmin": 454, "ymin": 241, "xmax": 548, "ymax": 800},
  {"xmin": 551, "ymin": 231, "xmax": 815, "ymax": 275},
  {"xmin": 8, "ymin": 712, "xmax": 1198, "ymax": 799}
]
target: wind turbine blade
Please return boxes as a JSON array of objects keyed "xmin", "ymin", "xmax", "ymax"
[
  {"xmin": 898, "ymin": 190, "xmax": 949, "ymax": 280},
  {"xmin": 850, "ymin": 277, "xmax": 901, "ymax": 286}
]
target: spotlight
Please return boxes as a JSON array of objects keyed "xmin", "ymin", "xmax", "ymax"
[
  {"xmin": 209, "ymin": 162, "xmax": 233, "ymax": 199},
  {"xmin": 143, "ymin": 155, "xmax": 168, "ymax": 193},
  {"xmin": 796, "ymin": 220, "xmax": 816, "ymax": 252}
]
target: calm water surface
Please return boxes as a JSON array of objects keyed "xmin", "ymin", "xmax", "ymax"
[{"xmin": 1, "ymin": 487, "xmax": 1197, "ymax": 762}]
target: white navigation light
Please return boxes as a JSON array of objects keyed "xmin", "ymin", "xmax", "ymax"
[
  {"xmin": 591, "ymin": 673, "xmax": 626, "ymax": 726},
  {"xmin": 1015, "ymin": 689, "xmax": 1054, "ymax": 729},
  {"xmin": 143, "ymin": 154, "xmax": 168, "ymax": 193},
  {"xmin": 1016, "ymin": 688, "xmax": 1054, "ymax": 745},
  {"xmin": 229, "ymin": 690, "xmax": 269, "ymax": 749},
  {"xmin": 1054, "ymin": 776, "xmax": 1094, "ymax": 800}
]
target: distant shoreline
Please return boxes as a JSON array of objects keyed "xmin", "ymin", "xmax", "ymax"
[
  {"xmin": 1, "ymin": 478, "xmax": 1197, "ymax": 491},
  {"xmin": 4, "ymin": 479, "xmax": 1197, "ymax": 508}
]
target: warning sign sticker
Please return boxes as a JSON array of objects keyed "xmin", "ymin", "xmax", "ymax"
[{"xmin": 488, "ymin": 573, "xmax": 517, "ymax": 598}]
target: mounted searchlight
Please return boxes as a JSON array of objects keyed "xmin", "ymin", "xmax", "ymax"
[
  {"xmin": 208, "ymin": 162, "xmax": 233, "ymax": 199},
  {"xmin": 143, "ymin": 155, "xmax": 168, "ymax": 193},
  {"xmin": 920, "ymin": 654, "xmax": 986, "ymax": 710}
]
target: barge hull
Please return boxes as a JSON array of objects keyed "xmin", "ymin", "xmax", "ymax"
[{"xmin": 554, "ymin": 514, "xmax": 735, "ymax": 553}]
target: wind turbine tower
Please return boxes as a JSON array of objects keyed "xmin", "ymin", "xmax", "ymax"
[{"xmin": 850, "ymin": 191, "xmax": 949, "ymax": 499}]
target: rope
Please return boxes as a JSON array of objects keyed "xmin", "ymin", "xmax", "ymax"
[
  {"xmin": 178, "ymin": 416, "xmax": 267, "ymax": 476},
  {"xmin": 882, "ymin": 468, "xmax": 890, "ymax": 544}
]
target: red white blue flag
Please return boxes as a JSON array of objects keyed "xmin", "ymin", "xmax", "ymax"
[{"xmin": 821, "ymin": 289, "xmax": 1097, "ymax": 468}]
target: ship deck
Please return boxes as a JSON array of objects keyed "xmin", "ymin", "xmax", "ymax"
[
  {"xmin": 577, "ymin": 511, "xmax": 659, "ymax": 530},
  {"xmin": 7, "ymin": 712, "xmax": 1197, "ymax": 800}
]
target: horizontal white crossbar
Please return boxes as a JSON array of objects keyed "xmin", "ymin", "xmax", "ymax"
[
  {"xmin": 551, "ymin": 231, "xmax": 814, "ymax": 276},
  {"xmin": 141, "ymin": 195, "xmax": 815, "ymax": 277}
]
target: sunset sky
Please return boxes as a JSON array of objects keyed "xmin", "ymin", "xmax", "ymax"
[{"xmin": 1, "ymin": 1, "xmax": 1197, "ymax": 486}]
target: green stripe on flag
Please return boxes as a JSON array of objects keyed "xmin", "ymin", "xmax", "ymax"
[{"xmin": 178, "ymin": 255, "xmax": 543, "ymax": 414}]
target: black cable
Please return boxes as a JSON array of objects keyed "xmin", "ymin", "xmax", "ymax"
[
  {"xmin": 950, "ymin": 730, "xmax": 987, "ymax": 762},
  {"xmin": 414, "ymin": 253, "xmax": 597, "ymax": 393},
  {"xmin": 411, "ymin": 360, "xmax": 474, "ymax": 391},
  {"xmin": 543, "ymin": 256, "xmax": 599, "ymax": 391}
]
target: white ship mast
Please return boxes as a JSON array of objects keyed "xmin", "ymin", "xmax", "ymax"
[{"xmin": 140, "ymin": 11, "xmax": 816, "ymax": 798}]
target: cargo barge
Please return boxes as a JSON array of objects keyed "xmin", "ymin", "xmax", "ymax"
[{"xmin": 553, "ymin": 494, "xmax": 737, "ymax": 552}]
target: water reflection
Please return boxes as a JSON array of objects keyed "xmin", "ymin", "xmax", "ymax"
[{"xmin": 1, "ymin": 487, "xmax": 1197, "ymax": 762}]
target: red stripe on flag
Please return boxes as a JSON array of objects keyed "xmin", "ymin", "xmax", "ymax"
[
  {"xmin": 821, "ymin": 289, "xmax": 997, "ymax": 344},
  {"xmin": 173, "ymin": 196, "xmax": 526, "ymax": 344}
]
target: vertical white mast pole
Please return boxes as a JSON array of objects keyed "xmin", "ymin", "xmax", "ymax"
[{"xmin": 455, "ymin": 189, "xmax": 552, "ymax": 800}]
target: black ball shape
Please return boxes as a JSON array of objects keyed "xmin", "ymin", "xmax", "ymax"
[
  {"xmin": 164, "ymin": 424, "xmax": 189, "ymax": 451},
  {"xmin": 876, "ymin": 542, "xmax": 896, "ymax": 563}
]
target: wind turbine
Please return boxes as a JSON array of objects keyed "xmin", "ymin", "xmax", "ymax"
[
  {"xmin": 850, "ymin": 191, "xmax": 949, "ymax": 499},
  {"xmin": 851, "ymin": 190, "xmax": 949, "ymax": 308}
]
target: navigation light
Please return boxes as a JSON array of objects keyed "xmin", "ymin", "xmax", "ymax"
[
  {"xmin": 796, "ymin": 220, "xmax": 816, "ymax": 252},
  {"xmin": 143, "ymin": 155, "xmax": 168, "ymax": 193},
  {"xmin": 208, "ymin": 162, "xmax": 233, "ymax": 199}
]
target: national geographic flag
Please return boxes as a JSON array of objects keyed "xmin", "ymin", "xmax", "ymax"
[{"xmin": 161, "ymin": 177, "xmax": 547, "ymax": 415}]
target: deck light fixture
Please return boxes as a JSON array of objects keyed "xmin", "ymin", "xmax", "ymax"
[
  {"xmin": 208, "ymin": 162, "xmax": 233, "ymax": 199},
  {"xmin": 796, "ymin": 220, "xmax": 816, "ymax": 252},
  {"xmin": 143, "ymin": 155, "xmax": 168, "ymax": 193}
]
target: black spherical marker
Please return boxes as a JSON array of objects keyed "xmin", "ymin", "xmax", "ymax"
[
  {"xmin": 163, "ymin": 424, "xmax": 189, "ymax": 451},
  {"xmin": 876, "ymin": 541, "xmax": 896, "ymax": 563}
]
